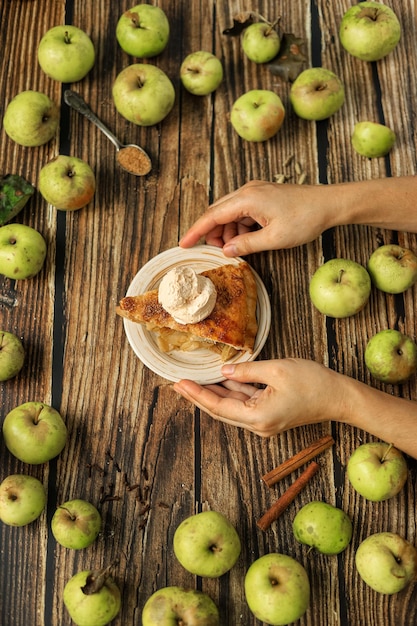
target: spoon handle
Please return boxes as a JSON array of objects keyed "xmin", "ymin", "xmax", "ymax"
[{"xmin": 64, "ymin": 90, "xmax": 121, "ymax": 151}]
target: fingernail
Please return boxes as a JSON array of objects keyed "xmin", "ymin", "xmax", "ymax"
[
  {"xmin": 222, "ymin": 364, "xmax": 235, "ymax": 376},
  {"xmin": 223, "ymin": 243, "xmax": 238, "ymax": 257}
]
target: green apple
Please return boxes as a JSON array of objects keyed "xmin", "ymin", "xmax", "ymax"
[
  {"xmin": 116, "ymin": 4, "xmax": 169, "ymax": 58},
  {"xmin": 244, "ymin": 553, "xmax": 310, "ymax": 625},
  {"xmin": 173, "ymin": 510, "xmax": 241, "ymax": 578},
  {"xmin": 0, "ymin": 223, "xmax": 47, "ymax": 280},
  {"xmin": 230, "ymin": 89, "xmax": 285, "ymax": 142},
  {"xmin": 180, "ymin": 51, "xmax": 223, "ymax": 96},
  {"xmin": 112, "ymin": 63, "xmax": 175, "ymax": 126},
  {"xmin": 292, "ymin": 501, "xmax": 352, "ymax": 555},
  {"xmin": 142, "ymin": 587, "xmax": 219, "ymax": 626},
  {"xmin": 3, "ymin": 90, "xmax": 59, "ymax": 147},
  {"xmin": 367, "ymin": 244, "xmax": 417, "ymax": 294},
  {"xmin": 52, "ymin": 499, "xmax": 102, "ymax": 549},
  {"xmin": 3, "ymin": 401, "xmax": 67, "ymax": 464},
  {"xmin": 339, "ymin": 2, "xmax": 401, "ymax": 62},
  {"xmin": 352, "ymin": 121, "xmax": 396, "ymax": 158},
  {"xmin": 63, "ymin": 566, "xmax": 121, "ymax": 626},
  {"xmin": 38, "ymin": 25, "xmax": 95, "ymax": 83},
  {"xmin": 290, "ymin": 67, "xmax": 344, "ymax": 121},
  {"xmin": 309, "ymin": 258, "xmax": 371, "ymax": 318},
  {"xmin": 0, "ymin": 474, "xmax": 46, "ymax": 526},
  {"xmin": 0, "ymin": 330, "xmax": 25, "ymax": 381},
  {"xmin": 347, "ymin": 442, "xmax": 408, "ymax": 501},
  {"xmin": 241, "ymin": 22, "xmax": 281, "ymax": 64},
  {"xmin": 356, "ymin": 532, "xmax": 417, "ymax": 594},
  {"xmin": 39, "ymin": 155, "xmax": 96, "ymax": 211},
  {"xmin": 364, "ymin": 329, "xmax": 417, "ymax": 384}
]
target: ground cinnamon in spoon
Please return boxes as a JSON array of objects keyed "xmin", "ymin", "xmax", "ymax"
[{"xmin": 117, "ymin": 146, "xmax": 151, "ymax": 176}]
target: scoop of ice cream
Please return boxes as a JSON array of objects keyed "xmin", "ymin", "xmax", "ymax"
[{"xmin": 158, "ymin": 266, "xmax": 217, "ymax": 324}]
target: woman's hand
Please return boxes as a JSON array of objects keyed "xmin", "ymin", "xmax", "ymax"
[
  {"xmin": 173, "ymin": 359, "xmax": 342, "ymax": 437},
  {"xmin": 174, "ymin": 357, "xmax": 417, "ymax": 458},
  {"xmin": 179, "ymin": 181, "xmax": 333, "ymax": 256}
]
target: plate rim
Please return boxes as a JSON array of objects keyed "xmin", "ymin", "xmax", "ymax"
[{"xmin": 122, "ymin": 245, "xmax": 271, "ymax": 383}]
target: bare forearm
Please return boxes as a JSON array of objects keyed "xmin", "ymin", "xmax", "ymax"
[
  {"xmin": 337, "ymin": 375, "xmax": 417, "ymax": 459},
  {"xmin": 321, "ymin": 176, "xmax": 417, "ymax": 233}
]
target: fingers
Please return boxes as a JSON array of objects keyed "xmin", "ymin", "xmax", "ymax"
[
  {"xmin": 221, "ymin": 378, "xmax": 261, "ymax": 397},
  {"xmin": 222, "ymin": 225, "xmax": 278, "ymax": 256},
  {"xmin": 173, "ymin": 379, "xmax": 249, "ymax": 422},
  {"xmin": 179, "ymin": 217, "xmax": 223, "ymax": 248},
  {"xmin": 221, "ymin": 360, "xmax": 280, "ymax": 386},
  {"xmin": 178, "ymin": 188, "xmax": 254, "ymax": 249}
]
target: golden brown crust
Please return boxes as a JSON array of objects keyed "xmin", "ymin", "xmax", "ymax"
[{"xmin": 116, "ymin": 262, "xmax": 258, "ymax": 353}]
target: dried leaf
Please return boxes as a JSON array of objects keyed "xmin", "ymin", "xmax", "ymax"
[
  {"xmin": 222, "ymin": 12, "xmax": 254, "ymax": 36},
  {"xmin": 268, "ymin": 33, "xmax": 307, "ymax": 82}
]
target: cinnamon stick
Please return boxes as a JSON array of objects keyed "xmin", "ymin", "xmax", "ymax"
[
  {"xmin": 257, "ymin": 461, "xmax": 319, "ymax": 531},
  {"xmin": 262, "ymin": 434, "xmax": 334, "ymax": 488}
]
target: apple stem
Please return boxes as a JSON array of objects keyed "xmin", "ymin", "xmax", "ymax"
[
  {"xmin": 81, "ymin": 560, "xmax": 119, "ymax": 596},
  {"xmin": 337, "ymin": 269, "xmax": 345, "ymax": 283},
  {"xmin": 359, "ymin": 8, "xmax": 379, "ymax": 22},
  {"xmin": 59, "ymin": 505, "xmax": 76, "ymax": 521},
  {"xmin": 380, "ymin": 443, "xmax": 393, "ymax": 463},
  {"xmin": 252, "ymin": 12, "xmax": 282, "ymax": 35},
  {"xmin": 267, "ymin": 17, "xmax": 282, "ymax": 34},
  {"xmin": 64, "ymin": 31, "xmax": 72, "ymax": 44},
  {"xmin": 126, "ymin": 12, "xmax": 140, "ymax": 28},
  {"xmin": 33, "ymin": 406, "xmax": 43, "ymax": 425}
]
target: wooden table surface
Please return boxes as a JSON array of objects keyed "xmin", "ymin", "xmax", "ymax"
[{"xmin": 1, "ymin": 1, "xmax": 416, "ymax": 625}]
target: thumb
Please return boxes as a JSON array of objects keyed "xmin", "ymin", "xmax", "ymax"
[
  {"xmin": 223, "ymin": 229, "xmax": 275, "ymax": 257},
  {"xmin": 222, "ymin": 360, "xmax": 279, "ymax": 385}
]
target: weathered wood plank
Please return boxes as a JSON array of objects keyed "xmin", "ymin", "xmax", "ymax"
[{"xmin": 0, "ymin": 0, "xmax": 416, "ymax": 625}]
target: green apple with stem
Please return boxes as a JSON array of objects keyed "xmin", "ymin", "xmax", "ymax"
[
  {"xmin": 293, "ymin": 501, "xmax": 353, "ymax": 555},
  {"xmin": 142, "ymin": 587, "xmax": 219, "ymax": 626},
  {"xmin": 3, "ymin": 90, "xmax": 59, "ymax": 147},
  {"xmin": 173, "ymin": 510, "xmax": 241, "ymax": 577},
  {"xmin": 116, "ymin": 4, "xmax": 169, "ymax": 58},
  {"xmin": 244, "ymin": 553, "xmax": 310, "ymax": 625},
  {"xmin": 230, "ymin": 89, "xmax": 285, "ymax": 142},
  {"xmin": 356, "ymin": 532, "xmax": 417, "ymax": 594},
  {"xmin": 290, "ymin": 67, "xmax": 344, "ymax": 121},
  {"xmin": 112, "ymin": 63, "xmax": 175, "ymax": 126},
  {"xmin": 241, "ymin": 21, "xmax": 281, "ymax": 64},
  {"xmin": 180, "ymin": 51, "xmax": 223, "ymax": 96},
  {"xmin": 0, "ymin": 474, "xmax": 46, "ymax": 526},
  {"xmin": 365, "ymin": 329, "xmax": 417, "ymax": 384},
  {"xmin": 3, "ymin": 401, "xmax": 67, "ymax": 464},
  {"xmin": 52, "ymin": 499, "xmax": 102, "ymax": 549},
  {"xmin": 38, "ymin": 25, "xmax": 95, "ymax": 83},
  {"xmin": 63, "ymin": 564, "xmax": 121, "ymax": 626},
  {"xmin": 0, "ymin": 223, "xmax": 47, "ymax": 280},
  {"xmin": 367, "ymin": 244, "xmax": 417, "ymax": 294},
  {"xmin": 352, "ymin": 121, "xmax": 396, "ymax": 158},
  {"xmin": 309, "ymin": 258, "xmax": 371, "ymax": 318},
  {"xmin": 39, "ymin": 155, "xmax": 96, "ymax": 211},
  {"xmin": 347, "ymin": 442, "xmax": 408, "ymax": 501},
  {"xmin": 0, "ymin": 330, "xmax": 25, "ymax": 381},
  {"xmin": 339, "ymin": 2, "xmax": 401, "ymax": 62}
]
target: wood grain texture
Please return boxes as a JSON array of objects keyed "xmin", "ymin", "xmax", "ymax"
[{"xmin": 0, "ymin": 1, "xmax": 416, "ymax": 625}]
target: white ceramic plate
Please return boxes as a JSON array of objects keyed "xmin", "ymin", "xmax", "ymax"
[{"xmin": 122, "ymin": 245, "xmax": 271, "ymax": 384}]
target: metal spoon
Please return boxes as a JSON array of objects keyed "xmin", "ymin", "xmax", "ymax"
[{"xmin": 63, "ymin": 89, "xmax": 152, "ymax": 176}]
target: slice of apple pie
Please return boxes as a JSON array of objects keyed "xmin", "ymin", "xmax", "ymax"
[{"xmin": 116, "ymin": 262, "xmax": 258, "ymax": 361}]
